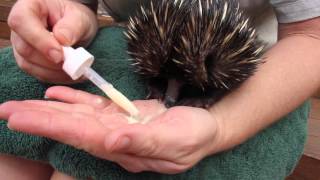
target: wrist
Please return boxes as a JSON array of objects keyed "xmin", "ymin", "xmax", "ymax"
[
  {"xmin": 206, "ymin": 107, "xmax": 230, "ymax": 155},
  {"xmin": 207, "ymin": 104, "xmax": 248, "ymax": 155}
]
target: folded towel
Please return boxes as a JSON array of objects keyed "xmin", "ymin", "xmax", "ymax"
[{"xmin": 0, "ymin": 27, "xmax": 309, "ymax": 180}]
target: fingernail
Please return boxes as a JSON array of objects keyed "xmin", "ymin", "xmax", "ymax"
[
  {"xmin": 114, "ymin": 136, "xmax": 131, "ymax": 151},
  {"xmin": 58, "ymin": 28, "xmax": 74, "ymax": 45},
  {"xmin": 49, "ymin": 49, "xmax": 63, "ymax": 63},
  {"xmin": 7, "ymin": 122, "xmax": 14, "ymax": 130}
]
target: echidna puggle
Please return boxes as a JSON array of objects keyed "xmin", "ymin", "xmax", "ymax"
[{"xmin": 126, "ymin": 0, "xmax": 265, "ymax": 108}]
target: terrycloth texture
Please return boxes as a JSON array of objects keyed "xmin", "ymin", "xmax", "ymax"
[{"xmin": 0, "ymin": 27, "xmax": 309, "ymax": 180}]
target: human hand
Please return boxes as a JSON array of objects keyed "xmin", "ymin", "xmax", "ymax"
[
  {"xmin": 8, "ymin": 0, "xmax": 98, "ymax": 84},
  {"xmin": 0, "ymin": 86, "xmax": 223, "ymax": 174}
]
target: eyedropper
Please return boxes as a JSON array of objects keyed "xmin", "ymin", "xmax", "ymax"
[{"xmin": 62, "ymin": 46, "xmax": 140, "ymax": 119}]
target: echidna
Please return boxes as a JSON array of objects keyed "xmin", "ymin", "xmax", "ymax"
[{"xmin": 125, "ymin": 0, "xmax": 265, "ymax": 108}]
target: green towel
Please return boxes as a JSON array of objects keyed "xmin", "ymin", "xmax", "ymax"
[{"xmin": 0, "ymin": 27, "xmax": 309, "ymax": 180}]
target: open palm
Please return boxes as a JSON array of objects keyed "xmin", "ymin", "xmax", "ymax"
[{"xmin": 0, "ymin": 86, "xmax": 221, "ymax": 174}]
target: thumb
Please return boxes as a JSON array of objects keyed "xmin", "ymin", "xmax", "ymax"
[
  {"xmin": 52, "ymin": 4, "xmax": 98, "ymax": 46},
  {"xmin": 105, "ymin": 124, "xmax": 161, "ymax": 156}
]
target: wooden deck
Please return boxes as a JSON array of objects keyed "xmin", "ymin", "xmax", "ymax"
[
  {"xmin": 287, "ymin": 155, "xmax": 320, "ymax": 180},
  {"xmin": 305, "ymin": 98, "xmax": 320, "ymax": 160},
  {"xmin": 0, "ymin": 2, "xmax": 320, "ymax": 175},
  {"xmin": 0, "ymin": 38, "xmax": 9, "ymax": 47}
]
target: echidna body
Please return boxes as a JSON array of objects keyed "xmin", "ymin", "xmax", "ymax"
[
  {"xmin": 125, "ymin": 0, "xmax": 189, "ymax": 77},
  {"xmin": 126, "ymin": 0, "xmax": 264, "ymax": 108}
]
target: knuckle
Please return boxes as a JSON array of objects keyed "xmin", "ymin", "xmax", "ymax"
[
  {"xmin": 8, "ymin": 11, "xmax": 22, "ymax": 31},
  {"xmin": 138, "ymin": 136, "xmax": 159, "ymax": 156},
  {"xmin": 14, "ymin": 41, "xmax": 32, "ymax": 57},
  {"xmin": 15, "ymin": 56, "xmax": 31, "ymax": 72}
]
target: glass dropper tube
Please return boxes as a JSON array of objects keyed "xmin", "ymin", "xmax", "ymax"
[
  {"xmin": 83, "ymin": 67, "xmax": 140, "ymax": 118},
  {"xmin": 62, "ymin": 46, "xmax": 140, "ymax": 119}
]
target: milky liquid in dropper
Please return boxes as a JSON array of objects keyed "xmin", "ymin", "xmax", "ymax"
[
  {"xmin": 100, "ymin": 84, "xmax": 141, "ymax": 123},
  {"xmin": 62, "ymin": 46, "xmax": 142, "ymax": 123},
  {"xmin": 83, "ymin": 67, "xmax": 141, "ymax": 123}
]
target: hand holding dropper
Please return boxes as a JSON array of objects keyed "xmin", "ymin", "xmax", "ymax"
[{"xmin": 62, "ymin": 47, "xmax": 141, "ymax": 123}]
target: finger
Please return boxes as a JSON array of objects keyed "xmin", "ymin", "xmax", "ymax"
[
  {"xmin": 10, "ymin": 31, "xmax": 33, "ymax": 58},
  {"xmin": 25, "ymin": 100, "xmax": 97, "ymax": 115},
  {"xmin": 7, "ymin": 110, "xmax": 108, "ymax": 155},
  {"xmin": 52, "ymin": 2, "xmax": 98, "ymax": 46},
  {"xmin": 0, "ymin": 100, "xmax": 97, "ymax": 119},
  {"xmin": 11, "ymin": 32, "xmax": 62, "ymax": 71},
  {"xmin": 12, "ymin": 47, "xmax": 74, "ymax": 84},
  {"xmin": 46, "ymin": 86, "xmax": 111, "ymax": 109},
  {"xmin": 0, "ymin": 100, "xmax": 128, "ymax": 131},
  {"xmin": 8, "ymin": 0, "xmax": 63, "ymax": 63},
  {"xmin": 0, "ymin": 101, "xmax": 66, "ymax": 119}
]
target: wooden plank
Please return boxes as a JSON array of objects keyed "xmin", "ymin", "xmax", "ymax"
[
  {"xmin": 286, "ymin": 155, "xmax": 320, "ymax": 180},
  {"xmin": 0, "ymin": 0, "xmax": 16, "ymax": 6},
  {"xmin": 0, "ymin": 0, "xmax": 15, "ymax": 21},
  {"xmin": 0, "ymin": 6, "xmax": 11, "ymax": 21},
  {"xmin": 304, "ymin": 135, "xmax": 320, "ymax": 160},
  {"xmin": 310, "ymin": 98, "xmax": 320, "ymax": 120},
  {"xmin": 313, "ymin": 88, "xmax": 320, "ymax": 98},
  {"xmin": 308, "ymin": 118, "xmax": 320, "ymax": 136},
  {"xmin": 0, "ymin": 0, "xmax": 15, "ymax": 39},
  {"xmin": 306, "ymin": 98, "xmax": 320, "ymax": 160},
  {"xmin": 0, "ymin": 39, "xmax": 10, "ymax": 48},
  {"xmin": 0, "ymin": 21, "xmax": 10, "ymax": 39}
]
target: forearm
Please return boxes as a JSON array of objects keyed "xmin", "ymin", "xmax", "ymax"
[{"xmin": 209, "ymin": 20, "xmax": 320, "ymax": 153}]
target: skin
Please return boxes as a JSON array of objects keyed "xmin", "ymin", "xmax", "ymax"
[
  {"xmin": 8, "ymin": 0, "xmax": 98, "ymax": 84},
  {"xmin": 0, "ymin": 86, "xmax": 219, "ymax": 174},
  {"xmin": 2, "ymin": 16, "xmax": 320, "ymax": 173},
  {"xmin": 2, "ymin": 0, "xmax": 98, "ymax": 179},
  {"xmin": 1, "ymin": 0, "xmax": 320, "ymax": 177},
  {"xmin": 209, "ymin": 17, "xmax": 320, "ymax": 150},
  {"xmin": 50, "ymin": 171, "xmax": 77, "ymax": 180},
  {"xmin": 0, "ymin": 155, "xmax": 53, "ymax": 180}
]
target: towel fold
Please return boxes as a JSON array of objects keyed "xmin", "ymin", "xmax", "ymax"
[{"xmin": 0, "ymin": 27, "xmax": 309, "ymax": 180}]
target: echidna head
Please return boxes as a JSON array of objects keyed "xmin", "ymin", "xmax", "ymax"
[
  {"xmin": 126, "ymin": 0, "xmax": 189, "ymax": 78},
  {"xmin": 126, "ymin": 0, "xmax": 265, "ymax": 108}
]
